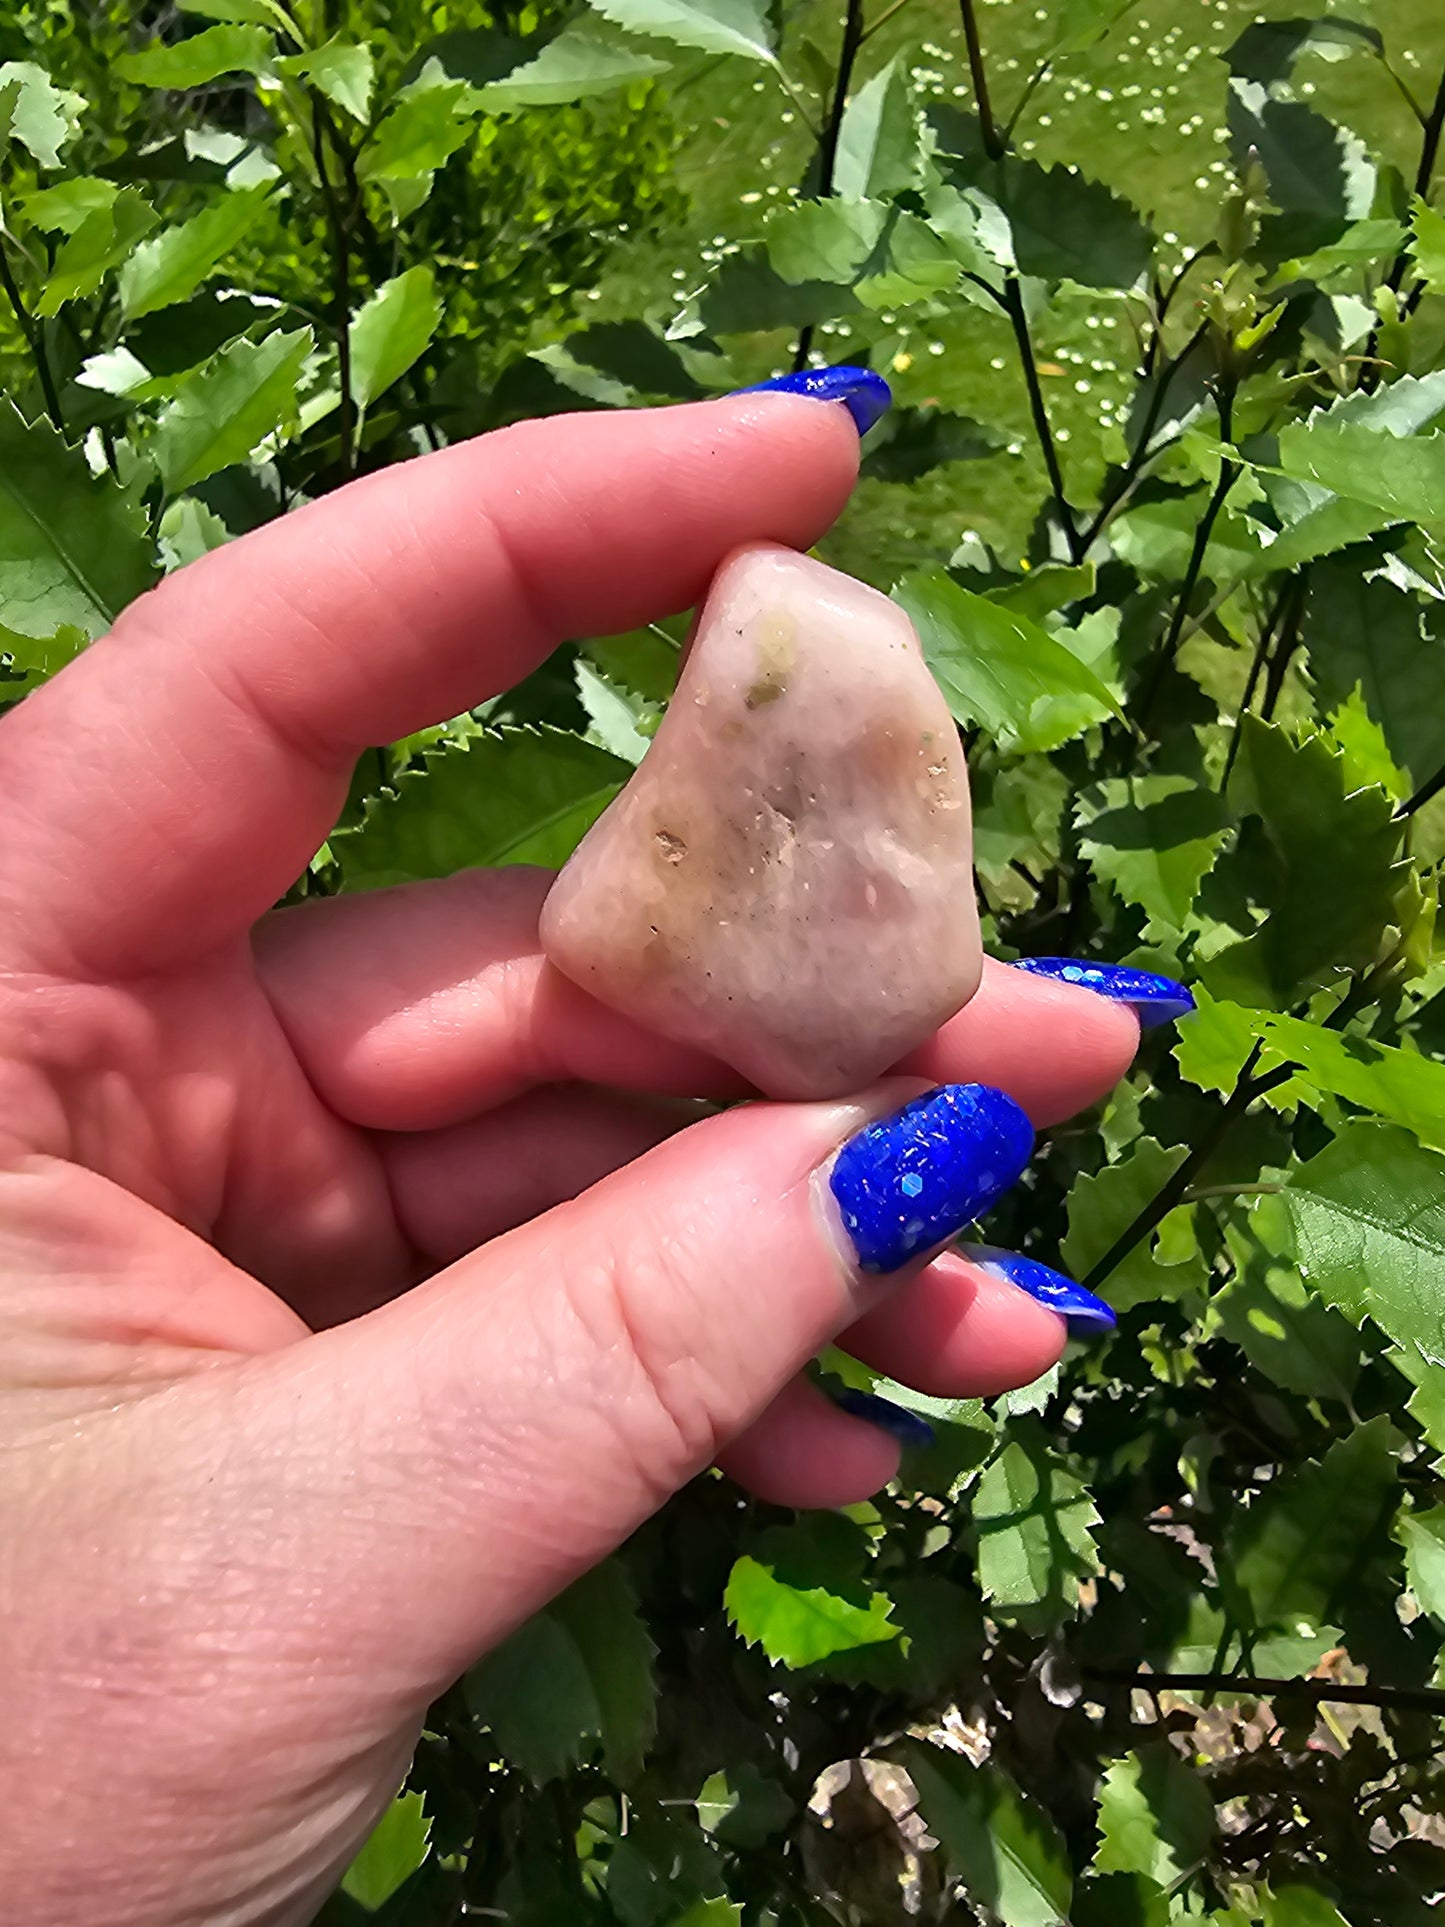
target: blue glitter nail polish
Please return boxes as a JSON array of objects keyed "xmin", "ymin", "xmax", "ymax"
[
  {"xmin": 963, "ymin": 1244, "xmax": 1117, "ymax": 1336},
  {"xmin": 1007, "ymin": 956, "xmax": 1195, "ymax": 1028},
  {"xmin": 830, "ymin": 1388, "xmax": 936, "ymax": 1449},
  {"xmin": 828, "ymin": 1084, "xmax": 1034, "ymax": 1274},
  {"xmin": 733, "ymin": 364, "xmax": 893, "ymax": 436}
]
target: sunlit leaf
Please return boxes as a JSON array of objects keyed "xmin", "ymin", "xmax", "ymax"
[
  {"xmin": 971, "ymin": 1423, "xmax": 1100, "ymax": 1619},
  {"xmin": 585, "ymin": 0, "xmax": 776, "ymax": 64},
  {"xmin": 1095, "ymin": 1747, "xmax": 1215, "ymax": 1888},
  {"xmin": 833, "ymin": 55, "xmax": 918, "ymax": 200},
  {"xmin": 151, "ymin": 325, "xmax": 311, "ymax": 493},
  {"xmin": 118, "ymin": 182, "xmax": 273, "ymax": 319},
  {"xmin": 725, "ymin": 1514, "xmax": 898, "ymax": 1667},
  {"xmin": 0, "ymin": 59, "xmax": 84, "ymax": 168},
  {"xmin": 908, "ymin": 1746, "xmax": 1072, "ymax": 1927},
  {"xmin": 1411, "ymin": 195, "xmax": 1445, "ymax": 296},
  {"xmin": 35, "ymin": 187, "xmax": 156, "ymax": 316},
  {"xmin": 115, "ymin": 24, "xmax": 275, "ymax": 89},
  {"xmin": 348, "ymin": 266, "xmax": 441, "ymax": 412},
  {"xmin": 479, "ymin": 23, "xmax": 669, "ymax": 106},
  {"xmin": 274, "ymin": 36, "xmax": 375, "ymax": 120},
  {"xmin": 339, "ymin": 1791, "xmax": 430, "ymax": 1911}
]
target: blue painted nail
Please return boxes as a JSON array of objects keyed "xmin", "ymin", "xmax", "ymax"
[
  {"xmin": 1007, "ymin": 956, "xmax": 1195, "ymax": 1028},
  {"xmin": 828, "ymin": 1084, "xmax": 1034, "ymax": 1275},
  {"xmin": 830, "ymin": 1388, "xmax": 936, "ymax": 1449},
  {"xmin": 734, "ymin": 364, "xmax": 892, "ymax": 435},
  {"xmin": 963, "ymin": 1244, "xmax": 1117, "ymax": 1336}
]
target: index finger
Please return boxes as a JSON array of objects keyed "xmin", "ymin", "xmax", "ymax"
[{"xmin": 0, "ymin": 395, "xmax": 859, "ymax": 976}]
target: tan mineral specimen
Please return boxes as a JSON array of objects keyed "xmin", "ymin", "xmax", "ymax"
[{"xmin": 539, "ymin": 543, "xmax": 980, "ymax": 1098}]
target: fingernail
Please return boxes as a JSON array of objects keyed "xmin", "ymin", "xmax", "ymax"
[
  {"xmin": 733, "ymin": 363, "xmax": 892, "ymax": 435},
  {"xmin": 827, "ymin": 1083, "xmax": 1034, "ymax": 1275},
  {"xmin": 1007, "ymin": 956, "xmax": 1195, "ymax": 1028},
  {"xmin": 963, "ymin": 1244, "xmax": 1117, "ymax": 1336},
  {"xmin": 829, "ymin": 1388, "xmax": 936, "ymax": 1449}
]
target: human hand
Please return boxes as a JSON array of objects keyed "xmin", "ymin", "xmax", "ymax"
[{"xmin": 0, "ymin": 391, "xmax": 1144, "ymax": 1924}]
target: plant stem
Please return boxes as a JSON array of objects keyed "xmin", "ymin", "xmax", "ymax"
[
  {"xmin": 1138, "ymin": 386, "xmax": 1240, "ymax": 720},
  {"xmin": 958, "ymin": 0, "xmax": 1003, "ymax": 159},
  {"xmin": 310, "ymin": 93, "xmax": 355, "ymax": 480},
  {"xmin": 1003, "ymin": 275, "xmax": 1082, "ymax": 560},
  {"xmin": 1220, "ymin": 573, "xmax": 1297, "ymax": 787},
  {"xmin": 1359, "ymin": 58, "xmax": 1445, "ymax": 383},
  {"xmin": 859, "ymin": 0, "xmax": 913, "ymax": 47},
  {"xmin": 791, "ymin": 0, "xmax": 867, "ymax": 373},
  {"xmin": 1397, "ymin": 759, "xmax": 1445, "ymax": 820},
  {"xmin": 1077, "ymin": 319, "xmax": 1209, "ymax": 554},
  {"xmin": 0, "ymin": 226, "xmax": 65, "ymax": 433},
  {"xmin": 1084, "ymin": 1667, "xmax": 1445, "ymax": 1717},
  {"xmin": 1079, "ymin": 1045, "xmax": 1297, "ymax": 1293},
  {"xmin": 1257, "ymin": 568, "xmax": 1309, "ymax": 725},
  {"xmin": 1181, "ymin": 1181, "xmax": 1282, "ymax": 1204}
]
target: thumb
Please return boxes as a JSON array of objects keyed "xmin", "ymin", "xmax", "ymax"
[{"xmin": 235, "ymin": 1081, "xmax": 1031, "ymax": 1693}]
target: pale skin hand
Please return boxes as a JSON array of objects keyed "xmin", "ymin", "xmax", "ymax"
[{"xmin": 0, "ymin": 396, "xmax": 1140, "ymax": 1926}]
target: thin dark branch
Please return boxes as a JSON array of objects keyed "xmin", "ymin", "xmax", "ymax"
[
  {"xmin": 791, "ymin": 0, "xmax": 867, "ymax": 373},
  {"xmin": 1257, "ymin": 569, "xmax": 1309, "ymax": 726},
  {"xmin": 959, "ymin": 0, "xmax": 1003, "ymax": 159},
  {"xmin": 1002, "ymin": 56, "xmax": 1052, "ymax": 142},
  {"xmin": 310, "ymin": 94, "xmax": 355, "ymax": 481},
  {"xmin": 1003, "ymin": 275, "xmax": 1082, "ymax": 560},
  {"xmin": 1079, "ymin": 1045, "xmax": 1297, "ymax": 1293},
  {"xmin": 1397, "ymin": 759, "xmax": 1445, "ymax": 821},
  {"xmin": 859, "ymin": 0, "xmax": 912, "ymax": 46},
  {"xmin": 1085, "ymin": 1667, "xmax": 1445, "ymax": 1718},
  {"xmin": 1138, "ymin": 385, "xmax": 1240, "ymax": 720},
  {"xmin": 1077, "ymin": 319, "xmax": 1209, "ymax": 554},
  {"xmin": 1360, "ymin": 58, "xmax": 1445, "ymax": 384},
  {"xmin": 0, "ymin": 233, "xmax": 64, "ymax": 433},
  {"xmin": 1221, "ymin": 574, "xmax": 1300, "ymax": 788}
]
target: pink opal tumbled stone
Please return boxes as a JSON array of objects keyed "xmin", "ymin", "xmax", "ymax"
[{"xmin": 539, "ymin": 543, "xmax": 981, "ymax": 1098}]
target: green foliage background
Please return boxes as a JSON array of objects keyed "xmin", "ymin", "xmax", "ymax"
[{"xmin": 4, "ymin": 0, "xmax": 1445, "ymax": 1920}]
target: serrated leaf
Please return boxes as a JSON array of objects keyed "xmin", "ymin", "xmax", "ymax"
[
  {"xmin": 1073, "ymin": 1872, "xmax": 1171, "ymax": 1927},
  {"xmin": 118, "ymin": 183, "xmax": 273, "ymax": 320},
  {"xmin": 1218, "ymin": 1193, "xmax": 1361, "ymax": 1405},
  {"xmin": 895, "ymin": 569, "xmax": 1120, "ymax": 754},
  {"xmin": 467, "ymin": 1558, "xmax": 656, "ymax": 1784},
  {"xmin": 151, "ymin": 325, "xmax": 311, "ymax": 494},
  {"xmin": 1045, "ymin": 0, "xmax": 1136, "ymax": 60},
  {"xmin": 478, "ymin": 23, "xmax": 669, "ymax": 107},
  {"xmin": 766, "ymin": 197, "xmax": 887, "ymax": 283},
  {"xmin": 335, "ymin": 726, "xmax": 627, "ymax": 888},
  {"xmin": 860, "ymin": 405, "xmax": 1003, "ymax": 483},
  {"xmin": 694, "ymin": 244, "xmax": 862, "ymax": 333},
  {"xmin": 158, "ymin": 496, "xmax": 231, "ymax": 571},
  {"xmin": 19, "ymin": 175, "xmax": 118, "ymax": 234},
  {"xmin": 585, "ymin": 0, "xmax": 775, "ymax": 63},
  {"xmin": 0, "ymin": 401, "xmax": 156, "ymax": 639},
  {"xmin": 1095, "ymin": 1747, "xmax": 1215, "ymax": 1888},
  {"xmin": 115, "ymin": 24, "xmax": 275, "ymax": 89},
  {"xmin": 971, "ymin": 1424, "xmax": 1100, "ymax": 1618},
  {"xmin": 274, "ymin": 37, "xmax": 374, "ymax": 120},
  {"xmin": 1261, "ymin": 1890, "xmax": 1352, "ymax": 1927},
  {"xmin": 995, "ymin": 160, "xmax": 1152, "ymax": 289},
  {"xmin": 1078, "ymin": 776, "xmax": 1232, "ymax": 936},
  {"xmin": 907, "ymin": 1746, "xmax": 1072, "ymax": 1927},
  {"xmin": 36, "ymin": 187, "xmax": 157, "ymax": 316},
  {"xmin": 358, "ymin": 74, "xmax": 477, "ymax": 185},
  {"xmin": 1284, "ymin": 1121, "xmax": 1445, "ymax": 1358},
  {"xmin": 1226, "ymin": 16, "xmax": 1382, "ymax": 87},
  {"xmin": 348, "ymin": 266, "xmax": 441, "ymax": 413},
  {"xmin": 833, "ymin": 55, "xmax": 917, "ymax": 200},
  {"xmin": 568, "ymin": 321, "xmax": 708, "ymax": 401},
  {"xmin": 1061, "ymin": 1137, "xmax": 1205, "ymax": 1313},
  {"xmin": 179, "ymin": 0, "xmax": 294, "ymax": 27},
  {"xmin": 1227, "ymin": 1415, "xmax": 1400, "ymax": 1631},
  {"xmin": 1207, "ymin": 718, "xmax": 1404, "ymax": 1009},
  {"xmin": 1412, "ymin": 196, "xmax": 1445, "ymax": 296},
  {"xmin": 1398, "ymin": 1506, "xmax": 1445, "ymax": 1623},
  {"xmin": 695, "ymin": 1765, "xmax": 793, "ymax": 1848},
  {"xmin": 1231, "ymin": 1006, "xmax": 1445, "ymax": 1152},
  {"xmin": 340, "ymin": 1791, "xmax": 430, "ymax": 1911},
  {"xmin": 0, "ymin": 60, "xmax": 84, "ymax": 168},
  {"xmin": 725, "ymin": 1514, "xmax": 898, "ymax": 1667},
  {"xmin": 1275, "ymin": 419, "xmax": 1445, "ymax": 525},
  {"xmin": 1227, "ymin": 78, "xmax": 1375, "ymax": 261}
]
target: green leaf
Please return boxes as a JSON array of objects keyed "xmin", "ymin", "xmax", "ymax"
[
  {"xmin": 1275, "ymin": 419, "xmax": 1445, "ymax": 525},
  {"xmin": 115, "ymin": 24, "xmax": 275, "ymax": 89},
  {"xmin": 358, "ymin": 75, "xmax": 477, "ymax": 187},
  {"xmin": 0, "ymin": 60, "xmax": 84, "ymax": 169},
  {"xmin": 1073, "ymin": 1872, "xmax": 1171, "ymax": 1927},
  {"xmin": 766, "ymin": 197, "xmax": 887, "ymax": 283},
  {"xmin": 334, "ymin": 725, "xmax": 628, "ymax": 889},
  {"xmin": 895, "ymin": 569, "xmax": 1121, "ymax": 754},
  {"xmin": 18, "ymin": 175, "xmax": 117, "ymax": 234},
  {"xmin": 0, "ymin": 619, "xmax": 88, "ymax": 688},
  {"xmin": 567, "ymin": 321, "xmax": 708, "ymax": 401},
  {"xmin": 1411, "ymin": 195, "xmax": 1445, "ymax": 296},
  {"xmin": 1284, "ymin": 1121, "xmax": 1445, "ymax": 1358},
  {"xmin": 158, "ymin": 496, "xmax": 231, "ymax": 572},
  {"xmin": 478, "ymin": 24, "xmax": 669, "ymax": 107},
  {"xmin": 1077, "ymin": 776, "xmax": 1232, "ymax": 937},
  {"xmin": 1218, "ymin": 1193, "xmax": 1361, "ymax": 1405},
  {"xmin": 1095, "ymin": 1747, "xmax": 1215, "ymax": 1888},
  {"xmin": 0, "ymin": 401, "xmax": 156, "ymax": 640},
  {"xmin": 832, "ymin": 55, "xmax": 917, "ymax": 200},
  {"xmin": 667, "ymin": 1903, "xmax": 742, "ymax": 1927},
  {"xmin": 994, "ymin": 160, "xmax": 1152, "ymax": 289},
  {"xmin": 179, "ymin": 0, "xmax": 294, "ymax": 27},
  {"xmin": 339, "ymin": 1791, "xmax": 430, "ymax": 1911},
  {"xmin": 1207, "ymin": 719, "xmax": 1404, "ymax": 1008},
  {"xmin": 907, "ymin": 1746, "xmax": 1072, "ymax": 1927},
  {"xmin": 151, "ymin": 326, "xmax": 311, "ymax": 494},
  {"xmin": 971, "ymin": 1423, "xmax": 1100, "ymax": 1619},
  {"xmin": 1398, "ymin": 1506, "xmax": 1445, "ymax": 1623},
  {"xmin": 1229, "ymin": 1006, "xmax": 1445, "ymax": 1153},
  {"xmin": 118, "ymin": 183, "xmax": 273, "ymax": 320},
  {"xmin": 467, "ymin": 1558, "xmax": 657, "ymax": 1784},
  {"xmin": 1061, "ymin": 1137, "xmax": 1205, "ymax": 1314},
  {"xmin": 348, "ymin": 266, "xmax": 441, "ymax": 412},
  {"xmin": 1226, "ymin": 16, "xmax": 1382, "ymax": 87},
  {"xmin": 860, "ymin": 405, "xmax": 1003, "ymax": 483},
  {"xmin": 1227, "ymin": 78, "xmax": 1375, "ymax": 261},
  {"xmin": 1045, "ymin": 0, "xmax": 1136, "ymax": 60},
  {"xmin": 36, "ymin": 188, "xmax": 157, "ymax": 316},
  {"xmin": 274, "ymin": 37, "xmax": 375, "ymax": 120},
  {"xmin": 1227, "ymin": 1415, "xmax": 1400, "ymax": 1631},
  {"xmin": 695, "ymin": 1765, "xmax": 793, "ymax": 1848},
  {"xmin": 724, "ymin": 1513, "xmax": 898, "ymax": 1667},
  {"xmin": 693, "ymin": 245, "xmax": 861, "ymax": 333},
  {"xmin": 1260, "ymin": 1890, "xmax": 1352, "ymax": 1927},
  {"xmin": 585, "ymin": 0, "xmax": 776, "ymax": 64}
]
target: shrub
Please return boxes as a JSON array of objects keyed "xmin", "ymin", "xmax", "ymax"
[{"xmin": 3, "ymin": 1, "xmax": 1445, "ymax": 1922}]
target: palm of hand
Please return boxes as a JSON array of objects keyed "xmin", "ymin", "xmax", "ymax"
[{"xmin": 0, "ymin": 402, "xmax": 1135, "ymax": 1926}]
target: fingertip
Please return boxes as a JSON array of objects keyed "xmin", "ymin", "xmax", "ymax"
[{"xmin": 715, "ymin": 1375, "xmax": 900, "ymax": 1507}]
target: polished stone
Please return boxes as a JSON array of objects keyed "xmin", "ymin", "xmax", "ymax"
[{"xmin": 540, "ymin": 543, "xmax": 981, "ymax": 1097}]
